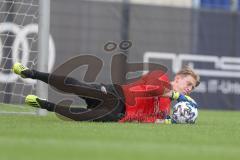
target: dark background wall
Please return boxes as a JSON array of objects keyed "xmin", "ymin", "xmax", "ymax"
[{"xmin": 49, "ymin": 0, "xmax": 240, "ymax": 109}]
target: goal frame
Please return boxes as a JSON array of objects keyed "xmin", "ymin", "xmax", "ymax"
[
  {"xmin": 0, "ymin": 0, "xmax": 51, "ymax": 116},
  {"xmin": 36, "ymin": 0, "xmax": 50, "ymax": 116}
]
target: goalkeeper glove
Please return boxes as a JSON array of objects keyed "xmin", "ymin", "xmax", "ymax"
[{"xmin": 171, "ymin": 91, "xmax": 198, "ymax": 108}]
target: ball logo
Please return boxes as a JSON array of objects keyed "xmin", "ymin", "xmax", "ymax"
[{"xmin": 0, "ymin": 22, "xmax": 55, "ymax": 83}]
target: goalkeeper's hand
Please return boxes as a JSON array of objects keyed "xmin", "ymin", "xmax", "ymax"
[{"xmin": 171, "ymin": 91, "xmax": 198, "ymax": 108}]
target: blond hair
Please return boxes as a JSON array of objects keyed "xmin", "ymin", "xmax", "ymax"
[{"xmin": 176, "ymin": 66, "xmax": 200, "ymax": 87}]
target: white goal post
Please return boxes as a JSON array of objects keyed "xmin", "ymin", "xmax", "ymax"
[
  {"xmin": 0, "ymin": 0, "xmax": 54, "ymax": 115},
  {"xmin": 36, "ymin": 0, "xmax": 50, "ymax": 115}
]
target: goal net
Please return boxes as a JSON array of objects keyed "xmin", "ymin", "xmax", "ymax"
[{"xmin": 0, "ymin": 0, "xmax": 54, "ymax": 114}]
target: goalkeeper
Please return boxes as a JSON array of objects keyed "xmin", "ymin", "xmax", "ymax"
[{"xmin": 12, "ymin": 63, "xmax": 200, "ymax": 123}]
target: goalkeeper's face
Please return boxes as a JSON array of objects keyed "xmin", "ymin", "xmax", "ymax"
[{"xmin": 172, "ymin": 75, "xmax": 197, "ymax": 95}]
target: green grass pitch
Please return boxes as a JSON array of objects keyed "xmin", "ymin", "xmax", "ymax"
[{"xmin": 0, "ymin": 103, "xmax": 240, "ymax": 160}]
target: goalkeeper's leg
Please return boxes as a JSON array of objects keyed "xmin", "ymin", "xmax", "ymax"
[
  {"xmin": 13, "ymin": 63, "xmax": 110, "ymax": 110},
  {"xmin": 25, "ymin": 95, "xmax": 123, "ymax": 122},
  {"xmin": 13, "ymin": 63, "xmax": 125, "ymax": 120},
  {"xmin": 12, "ymin": 62, "xmax": 99, "ymax": 94},
  {"xmin": 25, "ymin": 95, "xmax": 89, "ymax": 120}
]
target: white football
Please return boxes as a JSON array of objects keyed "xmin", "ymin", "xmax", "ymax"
[{"xmin": 171, "ymin": 101, "xmax": 198, "ymax": 124}]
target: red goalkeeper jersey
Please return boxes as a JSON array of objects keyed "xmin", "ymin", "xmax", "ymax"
[{"xmin": 119, "ymin": 70, "xmax": 171, "ymax": 123}]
